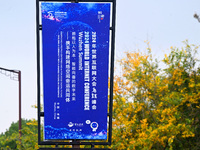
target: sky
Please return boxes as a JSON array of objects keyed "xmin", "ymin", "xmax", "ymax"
[{"xmin": 0, "ymin": 0, "xmax": 200, "ymax": 133}]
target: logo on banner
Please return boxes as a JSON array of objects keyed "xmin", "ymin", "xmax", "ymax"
[
  {"xmin": 45, "ymin": 11, "xmax": 67, "ymax": 22},
  {"xmin": 98, "ymin": 11, "xmax": 105, "ymax": 23},
  {"xmin": 90, "ymin": 122, "xmax": 99, "ymax": 132},
  {"xmin": 47, "ymin": 11, "xmax": 54, "ymax": 20},
  {"xmin": 68, "ymin": 122, "xmax": 74, "ymax": 127},
  {"xmin": 68, "ymin": 122, "xmax": 84, "ymax": 127},
  {"xmin": 86, "ymin": 120, "xmax": 99, "ymax": 132},
  {"xmin": 86, "ymin": 120, "xmax": 91, "ymax": 124}
]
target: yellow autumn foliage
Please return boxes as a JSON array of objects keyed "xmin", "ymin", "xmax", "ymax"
[{"xmin": 112, "ymin": 42, "xmax": 200, "ymax": 149}]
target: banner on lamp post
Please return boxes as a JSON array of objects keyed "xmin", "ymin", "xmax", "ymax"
[{"xmin": 41, "ymin": 2, "xmax": 111, "ymax": 140}]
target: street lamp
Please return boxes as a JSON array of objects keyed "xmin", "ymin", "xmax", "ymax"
[{"xmin": 0, "ymin": 67, "xmax": 22, "ymax": 143}]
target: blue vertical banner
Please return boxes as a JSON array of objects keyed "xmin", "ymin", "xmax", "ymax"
[{"xmin": 41, "ymin": 3, "xmax": 110, "ymax": 140}]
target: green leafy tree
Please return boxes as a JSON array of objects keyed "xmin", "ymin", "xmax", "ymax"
[
  {"xmin": 0, "ymin": 118, "xmax": 72, "ymax": 149},
  {"xmin": 112, "ymin": 42, "xmax": 200, "ymax": 149},
  {"xmin": 0, "ymin": 119, "xmax": 38, "ymax": 149}
]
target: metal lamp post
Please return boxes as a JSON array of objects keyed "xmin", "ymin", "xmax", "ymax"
[{"xmin": 0, "ymin": 67, "xmax": 22, "ymax": 143}]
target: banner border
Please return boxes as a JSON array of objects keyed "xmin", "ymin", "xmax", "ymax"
[{"xmin": 36, "ymin": 0, "xmax": 116, "ymax": 146}]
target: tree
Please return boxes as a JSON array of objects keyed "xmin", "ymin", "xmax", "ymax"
[
  {"xmin": 0, "ymin": 119, "xmax": 39, "ymax": 150},
  {"xmin": 111, "ymin": 41, "xmax": 200, "ymax": 149},
  {"xmin": 1, "ymin": 42, "xmax": 200, "ymax": 149},
  {"xmin": 0, "ymin": 117, "xmax": 71, "ymax": 149}
]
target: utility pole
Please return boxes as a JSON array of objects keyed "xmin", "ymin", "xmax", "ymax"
[{"xmin": 0, "ymin": 67, "xmax": 22, "ymax": 145}]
